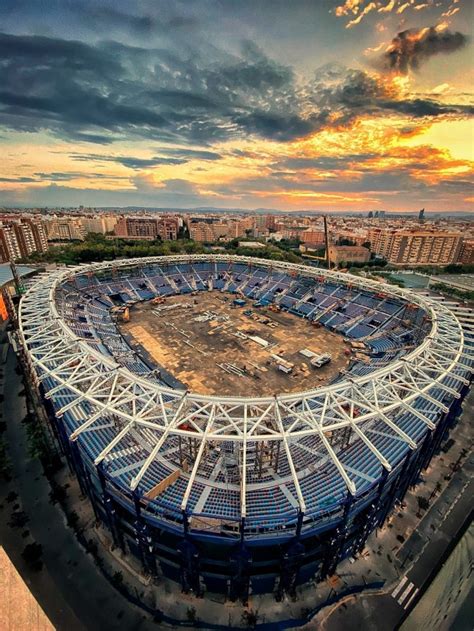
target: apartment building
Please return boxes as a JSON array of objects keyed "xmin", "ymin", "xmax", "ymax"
[
  {"xmin": 458, "ymin": 239, "xmax": 474, "ymax": 265},
  {"xmin": 0, "ymin": 225, "xmax": 21, "ymax": 262},
  {"xmin": 114, "ymin": 216, "xmax": 179, "ymax": 240},
  {"xmin": 81, "ymin": 214, "xmax": 118, "ymax": 235},
  {"xmin": 46, "ymin": 217, "xmax": 86, "ymax": 241},
  {"xmin": 25, "ymin": 217, "xmax": 49, "ymax": 253},
  {"xmin": 368, "ymin": 229, "xmax": 463, "ymax": 266},
  {"xmin": 0, "ymin": 217, "xmax": 48, "ymax": 262},
  {"xmin": 188, "ymin": 220, "xmax": 229, "ymax": 242},
  {"xmin": 115, "ymin": 216, "xmax": 158, "ymax": 240},
  {"xmin": 157, "ymin": 216, "xmax": 179, "ymax": 241},
  {"xmin": 265, "ymin": 214, "xmax": 277, "ymax": 231}
]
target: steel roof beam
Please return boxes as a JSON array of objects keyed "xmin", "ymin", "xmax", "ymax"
[
  {"xmin": 130, "ymin": 394, "xmax": 188, "ymax": 491},
  {"xmin": 94, "ymin": 421, "xmax": 135, "ymax": 465},
  {"xmin": 351, "ymin": 424, "xmax": 392, "ymax": 471},
  {"xmin": 274, "ymin": 399, "xmax": 307, "ymax": 513},
  {"xmin": 317, "ymin": 429, "xmax": 357, "ymax": 495},
  {"xmin": 181, "ymin": 405, "xmax": 216, "ymax": 512}
]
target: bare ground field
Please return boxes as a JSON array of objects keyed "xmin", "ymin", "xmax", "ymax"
[{"xmin": 119, "ymin": 292, "xmax": 351, "ymax": 396}]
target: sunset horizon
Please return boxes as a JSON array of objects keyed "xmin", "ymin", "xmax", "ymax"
[{"xmin": 1, "ymin": 0, "xmax": 473, "ymax": 212}]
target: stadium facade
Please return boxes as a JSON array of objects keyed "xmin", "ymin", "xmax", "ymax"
[{"xmin": 17, "ymin": 255, "xmax": 473, "ymax": 601}]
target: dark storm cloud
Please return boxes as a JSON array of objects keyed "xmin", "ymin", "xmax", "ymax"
[
  {"xmin": 0, "ymin": 176, "xmax": 37, "ymax": 182},
  {"xmin": 82, "ymin": 7, "xmax": 159, "ymax": 35},
  {"xmin": 154, "ymin": 148, "xmax": 221, "ymax": 161},
  {"xmin": 76, "ymin": 5, "xmax": 199, "ymax": 37},
  {"xmin": 73, "ymin": 154, "xmax": 187, "ymax": 168},
  {"xmin": 68, "ymin": 148, "xmax": 222, "ymax": 169},
  {"xmin": 0, "ymin": 32, "xmax": 471, "ymax": 147},
  {"xmin": 117, "ymin": 156, "xmax": 187, "ymax": 168},
  {"xmin": 33, "ymin": 172, "xmax": 128, "ymax": 181},
  {"xmin": 314, "ymin": 67, "xmax": 474, "ymax": 120},
  {"xmin": 384, "ymin": 27, "xmax": 468, "ymax": 75}
]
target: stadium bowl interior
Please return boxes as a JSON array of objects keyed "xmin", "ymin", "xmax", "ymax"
[{"xmin": 18, "ymin": 255, "xmax": 473, "ymax": 599}]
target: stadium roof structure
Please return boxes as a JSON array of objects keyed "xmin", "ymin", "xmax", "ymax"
[{"xmin": 18, "ymin": 255, "xmax": 474, "ymax": 518}]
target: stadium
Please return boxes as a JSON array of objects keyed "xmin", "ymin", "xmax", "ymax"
[{"xmin": 17, "ymin": 255, "xmax": 473, "ymax": 601}]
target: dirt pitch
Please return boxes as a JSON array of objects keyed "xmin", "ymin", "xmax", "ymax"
[{"xmin": 119, "ymin": 292, "xmax": 351, "ymax": 396}]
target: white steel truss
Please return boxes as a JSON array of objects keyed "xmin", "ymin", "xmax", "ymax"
[{"xmin": 17, "ymin": 255, "xmax": 473, "ymax": 519}]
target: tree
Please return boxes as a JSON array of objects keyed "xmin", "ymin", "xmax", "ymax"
[
  {"xmin": 186, "ymin": 607, "xmax": 198, "ymax": 625},
  {"xmin": 416, "ymin": 496, "xmax": 429, "ymax": 514},
  {"xmin": 9, "ymin": 510, "xmax": 29, "ymax": 529},
  {"xmin": 112, "ymin": 571, "xmax": 124, "ymax": 587},
  {"xmin": 0, "ymin": 439, "xmax": 11, "ymax": 481},
  {"xmin": 177, "ymin": 224, "xmax": 190, "ymax": 240},
  {"xmin": 242, "ymin": 609, "xmax": 260, "ymax": 628},
  {"xmin": 22, "ymin": 542, "xmax": 43, "ymax": 571},
  {"xmin": 25, "ymin": 420, "xmax": 52, "ymax": 464},
  {"xmin": 67, "ymin": 510, "xmax": 80, "ymax": 530}
]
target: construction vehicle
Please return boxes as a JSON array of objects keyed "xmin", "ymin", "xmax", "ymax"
[{"xmin": 310, "ymin": 353, "xmax": 331, "ymax": 368}]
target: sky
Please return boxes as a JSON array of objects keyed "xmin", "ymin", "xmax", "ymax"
[{"xmin": 0, "ymin": 0, "xmax": 473, "ymax": 212}]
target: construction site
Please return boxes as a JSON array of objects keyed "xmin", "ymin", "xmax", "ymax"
[{"xmin": 118, "ymin": 292, "xmax": 351, "ymax": 396}]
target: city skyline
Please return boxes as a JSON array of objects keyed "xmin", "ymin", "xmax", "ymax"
[{"xmin": 1, "ymin": 0, "xmax": 473, "ymax": 212}]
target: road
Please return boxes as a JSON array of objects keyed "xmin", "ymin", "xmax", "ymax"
[{"xmin": 317, "ymin": 450, "xmax": 473, "ymax": 630}]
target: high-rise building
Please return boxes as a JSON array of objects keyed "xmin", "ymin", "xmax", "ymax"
[
  {"xmin": 81, "ymin": 214, "xmax": 117, "ymax": 235},
  {"xmin": 156, "ymin": 216, "xmax": 179, "ymax": 241},
  {"xmin": 81, "ymin": 215, "xmax": 117, "ymax": 234},
  {"xmin": 114, "ymin": 216, "xmax": 179, "ymax": 241},
  {"xmin": 368, "ymin": 228, "xmax": 462, "ymax": 265},
  {"xmin": 188, "ymin": 219, "xmax": 229, "ymax": 242},
  {"xmin": 0, "ymin": 217, "xmax": 48, "ymax": 262},
  {"xmin": 102, "ymin": 214, "xmax": 119, "ymax": 234},
  {"xmin": 25, "ymin": 217, "xmax": 48, "ymax": 253},
  {"xmin": 0, "ymin": 225, "xmax": 21, "ymax": 262},
  {"xmin": 114, "ymin": 216, "xmax": 159, "ymax": 240},
  {"xmin": 458, "ymin": 239, "xmax": 474, "ymax": 264},
  {"xmin": 81, "ymin": 216, "xmax": 104, "ymax": 234},
  {"xmin": 265, "ymin": 214, "xmax": 277, "ymax": 231}
]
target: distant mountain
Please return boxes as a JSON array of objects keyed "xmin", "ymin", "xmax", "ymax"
[{"xmin": 3, "ymin": 204, "xmax": 473, "ymax": 218}]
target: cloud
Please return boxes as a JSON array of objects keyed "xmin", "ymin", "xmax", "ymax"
[
  {"xmin": 33, "ymin": 172, "xmax": 128, "ymax": 181},
  {"xmin": 153, "ymin": 148, "xmax": 222, "ymax": 161},
  {"xmin": 75, "ymin": 5, "xmax": 199, "ymax": 37},
  {"xmin": 0, "ymin": 176, "xmax": 37, "ymax": 182},
  {"xmin": 308, "ymin": 66, "xmax": 473, "ymax": 121},
  {"xmin": 334, "ymin": 0, "xmax": 465, "ymax": 28},
  {"xmin": 68, "ymin": 148, "xmax": 222, "ymax": 170},
  {"xmin": 0, "ymin": 32, "xmax": 306, "ymax": 144},
  {"xmin": 383, "ymin": 26, "xmax": 468, "ymax": 74},
  {"xmin": 0, "ymin": 31, "xmax": 471, "ymax": 151},
  {"xmin": 275, "ymin": 154, "xmax": 379, "ymax": 171},
  {"xmin": 115, "ymin": 156, "xmax": 187, "ymax": 168}
]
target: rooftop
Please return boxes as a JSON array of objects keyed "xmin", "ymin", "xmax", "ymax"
[{"xmin": 0, "ymin": 264, "xmax": 39, "ymax": 288}]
